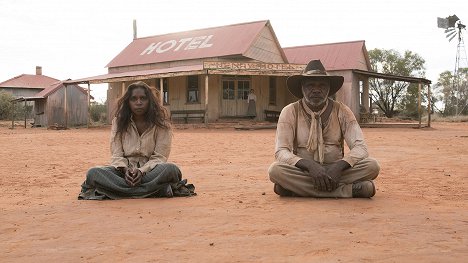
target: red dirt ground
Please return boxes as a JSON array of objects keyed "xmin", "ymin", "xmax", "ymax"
[{"xmin": 1, "ymin": 122, "xmax": 467, "ymax": 262}]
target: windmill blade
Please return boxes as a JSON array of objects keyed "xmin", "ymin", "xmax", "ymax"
[
  {"xmin": 446, "ymin": 30, "xmax": 457, "ymax": 37},
  {"xmin": 446, "ymin": 31, "xmax": 457, "ymax": 38},
  {"xmin": 445, "ymin": 28, "xmax": 455, "ymax": 33},
  {"xmin": 448, "ymin": 33, "xmax": 457, "ymax": 42}
]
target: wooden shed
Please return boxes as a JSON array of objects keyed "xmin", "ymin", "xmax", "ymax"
[
  {"xmin": 7, "ymin": 83, "xmax": 91, "ymax": 128},
  {"xmin": 28, "ymin": 82, "xmax": 91, "ymax": 127},
  {"xmin": 1, "ymin": 66, "xmax": 92, "ymax": 128}
]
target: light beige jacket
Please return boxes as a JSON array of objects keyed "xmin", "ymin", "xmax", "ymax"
[
  {"xmin": 110, "ymin": 117, "xmax": 172, "ymax": 173},
  {"xmin": 275, "ymin": 100, "xmax": 368, "ymax": 167}
]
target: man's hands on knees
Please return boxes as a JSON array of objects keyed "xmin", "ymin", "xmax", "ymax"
[
  {"xmin": 325, "ymin": 160, "xmax": 351, "ymax": 190},
  {"xmin": 296, "ymin": 159, "xmax": 351, "ymax": 192},
  {"xmin": 296, "ymin": 159, "xmax": 334, "ymax": 192}
]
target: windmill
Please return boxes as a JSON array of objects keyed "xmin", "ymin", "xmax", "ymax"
[{"xmin": 438, "ymin": 15, "xmax": 467, "ymax": 115}]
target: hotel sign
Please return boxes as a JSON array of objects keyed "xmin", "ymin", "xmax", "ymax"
[
  {"xmin": 203, "ymin": 61, "xmax": 305, "ymax": 72},
  {"xmin": 140, "ymin": 35, "xmax": 214, "ymax": 55}
]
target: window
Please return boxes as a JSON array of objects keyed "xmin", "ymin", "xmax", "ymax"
[
  {"xmin": 187, "ymin": 75, "xmax": 200, "ymax": 103},
  {"xmin": 222, "ymin": 80, "xmax": 235, "ymax": 100},
  {"xmin": 163, "ymin": 78, "xmax": 169, "ymax": 105},
  {"xmin": 269, "ymin": 76, "xmax": 277, "ymax": 105},
  {"xmin": 237, "ymin": 80, "xmax": 250, "ymax": 99},
  {"xmin": 222, "ymin": 76, "xmax": 251, "ymax": 100}
]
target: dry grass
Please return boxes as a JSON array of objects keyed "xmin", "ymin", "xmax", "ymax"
[{"xmin": 430, "ymin": 114, "xmax": 468, "ymax": 122}]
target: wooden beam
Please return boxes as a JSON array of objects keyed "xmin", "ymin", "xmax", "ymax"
[
  {"xmin": 204, "ymin": 74, "xmax": 209, "ymax": 124},
  {"xmin": 64, "ymin": 85, "xmax": 68, "ymax": 129},
  {"xmin": 82, "ymin": 70, "xmax": 206, "ymax": 85},
  {"xmin": 427, "ymin": 83, "xmax": 431, "ymax": 128},
  {"xmin": 11, "ymin": 102, "xmax": 14, "ymax": 129},
  {"xmin": 24, "ymin": 99, "xmax": 27, "ymax": 128},
  {"xmin": 87, "ymin": 83, "xmax": 91, "ymax": 129},
  {"xmin": 207, "ymin": 69, "xmax": 297, "ymax": 76},
  {"xmin": 353, "ymin": 69, "xmax": 431, "ymax": 84},
  {"xmin": 418, "ymin": 83, "xmax": 421, "ymax": 128},
  {"xmin": 363, "ymin": 78, "xmax": 370, "ymax": 112},
  {"xmin": 203, "ymin": 61, "xmax": 305, "ymax": 71},
  {"xmin": 160, "ymin": 78, "xmax": 164, "ymax": 105}
]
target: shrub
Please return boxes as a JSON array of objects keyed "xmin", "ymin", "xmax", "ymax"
[
  {"xmin": 90, "ymin": 102, "xmax": 107, "ymax": 123},
  {"xmin": 0, "ymin": 91, "xmax": 14, "ymax": 120}
]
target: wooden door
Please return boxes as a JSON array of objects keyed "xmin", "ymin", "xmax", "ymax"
[
  {"xmin": 221, "ymin": 79, "xmax": 236, "ymax": 116},
  {"xmin": 221, "ymin": 76, "xmax": 251, "ymax": 117},
  {"xmin": 236, "ymin": 79, "xmax": 250, "ymax": 116}
]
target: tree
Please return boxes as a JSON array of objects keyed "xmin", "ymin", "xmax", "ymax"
[
  {"xmin": 90, "ymin": 100, "xmax": 107, "ymax": 123},
  {"xmin": 368, "ymin": 49, "xmax": 426, "ymax": 118},
  {"xmin": 436, "ymin": 70, "xmax": 456, "ymax": 115},
  {"xmin": 400, "ymin": 83, "xmax": 426, "ymax": 119},
  {"xmin": 0, "ymin": 91, "xmax": 14, "ymax": 120},
  {"xmin": 435, "ymin": 68, "xmax": 468, "ymax": 116},
  {"xmin": 455, "ymin": 68, "xmax": 468, "ymax": 115}
]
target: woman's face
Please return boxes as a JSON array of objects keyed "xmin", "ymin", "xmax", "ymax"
[{"xmin": 129, "ymin": 87, "xmax": 149, "ymax": 116}]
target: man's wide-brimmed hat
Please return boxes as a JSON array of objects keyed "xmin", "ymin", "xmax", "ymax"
[{"xmin": 287, "ymin": 60, "xmax": 344, "ymax": 98}]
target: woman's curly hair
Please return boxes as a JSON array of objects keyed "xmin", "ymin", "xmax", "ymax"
[{"xmin": 114, "ymin": 81, "xmax": 170, "ymax": 138}]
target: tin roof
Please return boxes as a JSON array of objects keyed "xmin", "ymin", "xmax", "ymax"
[
  {"xmin": 66, "ymin": 64, "xmax": 204, "ymax": 84},
  {"xmin": 36, "ymin": 82, "xmax": 90, "ymax": 98},
  {"xmin": 12, "ymin": 81, "xmax": 92, "ymax": 101},
  {"xmin": 0, "ymin": 74, "xmax": 59, "ymax": 89},
  {"xmin": 283, "ymin": 40, "xmax": 370, "ymax": 70},
  {"xmin": 106, "ymin": 20, "xmax": 271, "ymax": 68},
  {"xmin": 353, "ymin": 69, "xmax": 431, "ymax": 84}
]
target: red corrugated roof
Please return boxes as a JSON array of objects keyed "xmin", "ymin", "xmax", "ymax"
[
  {"xmin": 106, "ymin": 20, "xmax": 269, "ymax": 68},
  {"xmin": 34, "ymin": 82, "xmax": 64, "ymax": 98},
  {"xmin": 34, "ymin": 81, "xmax": 91, "ymax": 98},
  {"xmin": 283, "ymin": 40, "xmax": 370, "ymax": 70},
  {"xmin": 12, "ymin": 81, "xmax": 93, "ymax": 101},
  {"xmin": 0, "ymin": 74, "xmax": 59, "ymax": 89}
]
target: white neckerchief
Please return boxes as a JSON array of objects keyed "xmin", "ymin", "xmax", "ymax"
[{"xmin": 301, "ymin": 99, "xmax": 329, "ymax": 164}]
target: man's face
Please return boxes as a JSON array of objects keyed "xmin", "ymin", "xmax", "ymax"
[{"xmin": 301, "ymin": 78, "xmax": 330, "ymax": 109}]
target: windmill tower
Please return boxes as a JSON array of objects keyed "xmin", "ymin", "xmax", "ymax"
[{"xmin": 438, "ymin": 15, "xmax": 467, "ymax": 115}]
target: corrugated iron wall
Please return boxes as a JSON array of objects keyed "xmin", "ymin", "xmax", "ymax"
[{"xmin": 45, "ymin": 85, "xmax": 88, "ymax": 127}]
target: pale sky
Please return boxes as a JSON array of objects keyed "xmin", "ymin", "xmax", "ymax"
[{"xmin": 1, "ymin": 0, "xmax": 467, "ymax": 102}]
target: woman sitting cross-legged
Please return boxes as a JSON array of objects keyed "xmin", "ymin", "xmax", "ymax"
[{"xmin": 79, "ymin": 81, "xmax": 195, "ymax": 200}]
